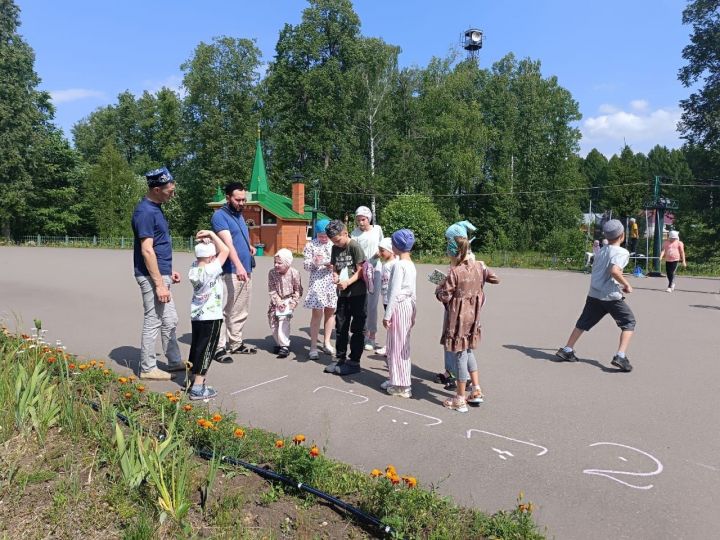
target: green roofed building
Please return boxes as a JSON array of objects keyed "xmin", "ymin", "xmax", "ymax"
[{"xmin": 209, "ymin": 135, "xmax": 329, "ymax": 255}]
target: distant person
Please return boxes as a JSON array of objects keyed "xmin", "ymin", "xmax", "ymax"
[
  {"xmin": 211, "ymin": 182, "xmax": 257, "ymax": 362},
  {"xmin": 268, "ymin": 249, "xmax": 303, "ymax": 358},
  {"xmin": 350, "ymin": 206, "xmax": 384, "ymax": 352},
  {"xmin": 556, "ymin": 219, "xmax": 635, "ymax": 372},
  {"xmin": 382, "ymin": 229, "xmax": 417, "ymax": 399},
  {"xmin": 302, "ymin": 219, "xmax": 337, "ymax": 360},
  {"xmin": 435, "ymin": 224, "xmax": 500, "ymax": 412},
  {"xmin": 324, "ymin": 220, "xmax": 367, "ymax": 376},
  {"xmin": 629, "ymin": 217, "xmax": 639, "ymax": 254},
  {"xmin": 660, "ymin": 230, "xmax": 686, "ymax": 293},
  {"xmin": 187, "ymin": 230, "xmax": 230, "ymax": 400},
  {"xmin": 374, "ymin": 237, "xmax": 398, "ymax": 356},
  {"xmin": 132, "ymin": 167, "xmax": 184, "ymax": 380}
]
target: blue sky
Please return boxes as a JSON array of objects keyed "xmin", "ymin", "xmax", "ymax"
[{"xmin": 16, "ymin": 0, "xmax": 692, "ymax": 157}]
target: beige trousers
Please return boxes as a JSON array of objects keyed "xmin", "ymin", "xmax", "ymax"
[{"xmin": 217, "ymin": 273, "xmax": 252, "ymax": 352}]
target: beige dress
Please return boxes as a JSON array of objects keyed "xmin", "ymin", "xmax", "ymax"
[{"xmin": 435, "ymin": 260, "xmax": 496, "ymax": 352}]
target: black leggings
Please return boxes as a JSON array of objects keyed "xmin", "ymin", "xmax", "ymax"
[
  {"xmin": 666, "ymin": 261, "xmax": 679, "ymax": 288},
  {"xmin": 189, "ymin": 319, "xmax": 223, "ymax": 376}
]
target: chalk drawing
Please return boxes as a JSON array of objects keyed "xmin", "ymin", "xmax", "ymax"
[
  {"xmin": 376, "ymin": 405, "xmax": 442, "ymax": 426},
  {"xmin": 230, "ymin": 375, "xmax": 288, "ymax": 395},
  {"xmin": 312, "ymin": 386, "xmax": 369, "ymax": 404},
  {"xmin": 583, "ymin": 442, "xmax": 663, "ymax": 490},
  {"xmin": 466, "ymin": 429, "xmax": 548, "ymax": 457}
]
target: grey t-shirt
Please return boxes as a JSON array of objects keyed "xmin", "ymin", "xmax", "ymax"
[{"xmin": 588, "ymin": 244, "xmax": 629, "ymax": 301}]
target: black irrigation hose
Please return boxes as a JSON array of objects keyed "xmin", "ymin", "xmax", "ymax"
[{"xmin": 86, "ymin": 399, "xmax": 396, "ymax": 538}]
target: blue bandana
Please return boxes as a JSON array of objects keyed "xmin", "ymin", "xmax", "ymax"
[
  {"xmin": 391, "ymin": 229, "xmax": 415, "ymax": 252},
  {"xmin": 315, "ymin": 218, "xmax": 330, "ymax": 235},
  {"xmin": 145, "ymin": 166, "xmax": 174, "ymax": 186},
  {"xmin": 445, "ymin": 220, "xmax": 476, "ymax": 256}
]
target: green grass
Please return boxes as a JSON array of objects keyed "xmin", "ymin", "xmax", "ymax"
[{"xmin": 0, "ymin": 323, "xmax": 545, "ymax": 539}]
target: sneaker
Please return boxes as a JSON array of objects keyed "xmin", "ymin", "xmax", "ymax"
[
  {"xmin": 375, "ymin": 346, "xmax": 386, "ymax": 356},
  {"xmin": 671, "ymin": 283, "xmax": 676, "ymax": 291},
  {"xmin": 443, "ymin": 379, "xmax": 458, "ymax": 391},
  {"xmin": 467, "ymin": 385, "xmax": 484, "ymax": 406},
  {"xmin": 380, "ymin": 380, "xmax": 391, "ymax": 390},
  {"xmin": 434, "ymin": 372, "xmax": 454, "ymax": 384},
  {"xmin": 167, "ymin": 361, "xmax": 190, "ymax": 372},
  {"xmin": 666, "ymin": 287, "xmax": 672, "ymax": 293},
  {"xmin": 139, "ymin": 367, "xmax": 172, "ymax": 380},
  {"xmin": 322, "ymin": 344, "xmax": 336, "ymax": 355},
  {"xmin": 334, "ymin": 361, "xmax": 361, "ymax": 376},
  {"xmin": 309, "ymin": 349, "xmax": 319, "ymax": 360},
  {"xmin": 387, "ymin": 386, "xmax": 412, "ymax": 398},
  {"xmin": 555, "ymin": 348, "xmax": 578, "ymax": 362},
  {"xmin": 611, "ymin": 354, "xmax": 633, "ymax": 372},
  {"xmin": 277, "ymin": 346, "xmax": 290, "ymax": 358},
  {"xmin": 324, "ymin": 361, "xmax": 339, "ymax": 373},
  {"xmin": 443, "ymin": 396, "xmax": 469, "ymax": 413},
  {"xmin": 189, "ymin": 385, "xmax": 218, "ymax": 401},
  {"xmin": 364, "ymin": 340, "xmax": 376, "ymax": 351}
]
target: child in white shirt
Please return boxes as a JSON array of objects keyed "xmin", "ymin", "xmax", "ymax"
[{"xmin": 374, "ymin": 237, "xmax": 396, "ymax": 356}]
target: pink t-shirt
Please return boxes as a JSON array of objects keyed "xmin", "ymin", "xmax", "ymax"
[{"xmin": 662, "ymin": 240, "xmax": 685, "ymax": 262}]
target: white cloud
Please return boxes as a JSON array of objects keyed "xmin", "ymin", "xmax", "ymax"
[
  {"xmin": 580, "ymin": 101, "xmax": 682, "ymax": 157},
  {"xmin": 141, "ymin": 74, "xmax": 186, "ymax": 98},
  {"xmin": 49, "ymin": 88, "xmax": 105, "ymax": 104}
]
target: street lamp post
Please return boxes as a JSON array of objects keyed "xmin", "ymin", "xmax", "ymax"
[{"xmin": 311, "ymin": 178, "xmax": 320, "ymax": 239}]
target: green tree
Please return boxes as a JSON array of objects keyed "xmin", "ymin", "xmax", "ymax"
[
  {"xmin": 605, "ymin": 146, "xmax": 649, "ymax": 217},
  {"xmin": 181, "ymin": 35, "xmax": 262, "ymax": 233},
  {"xmin": 86, "ymin": 143, "xmax": 144, "ymax": 238},
  {"xmin": 0, "ymin": 0, "xmax": 53, "ymax": 237},
  {"xmin": 380, "ymin": 193, "xmax": 446, "ymax": 253},
  {"xmin": 582, "ymin": 148, "xmax": 609, "ymax": 209}
]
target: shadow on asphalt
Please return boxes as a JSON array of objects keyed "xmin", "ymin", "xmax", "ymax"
[
  {"xmin": 178, "ymin": 332, "xmax": 192, "ymax": 345},
  {"xmin": 108, "ymin": 345, "xmax": 141, "ymax": 373},
  {"xmin": 690, "ymin": 304, "xmax": 720, "ymax": 310},
  {"xmin": 503, "ymin": 344, "xmax": 624, "ymax": 373}
]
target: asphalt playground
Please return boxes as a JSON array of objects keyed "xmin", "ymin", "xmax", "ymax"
[{"xmin": 2, "ymin": 246, "xmax": 719, "ymax": 539}]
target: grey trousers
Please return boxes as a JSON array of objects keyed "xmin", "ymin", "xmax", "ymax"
[
  {"xmin": 136, "ymin": 275, "xmax": 181, "ymax": 373},
  {"xmin": 217, "ymin": 273, "xmax": 252, "ymax": 352},
  {"xmin": 365, "ymin": 265, "xmax": 382, "ymax": 337}
]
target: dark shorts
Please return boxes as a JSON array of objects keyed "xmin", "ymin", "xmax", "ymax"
[{"xmin": 576, "ymin": 296, "xmax": 636, "ymax": 332}]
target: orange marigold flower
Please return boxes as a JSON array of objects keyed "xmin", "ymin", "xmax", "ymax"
[
  {"xmin": 165, "ymin": 392, "xmax": 174, "ymax": 399},
  {"xmin": 389, "ymin": 474, "xmax": 401, "ymax": 485},
  {"xmin": 385, "ymin": 465, "xmax": 397, "ymax": 475},
  {"xmin": 68, "ymin": 363, "xmax": 76, "ymax": 370},
  {"xmin": 212, "ymin": 413, "xmax": 223, "ymax": 423},
  {"xmin": 102, "ymin": 369, "xmax": 110, "ymax": 376},
  {"xmin": 402, "ymin": 476, "xmax": 417, "ymax": 488},
  {"xmin": 183, "ymin": 404, "xmax": 193, "ymax": 412},
  {"xmin": 292, "ymin": 434, "xmax": 306, "ymax": 445},
  {"xmin": 370, "ymin": 469, "xmax": 383, "ymax": 478},
  {"xmin": 168, "ymin": 396, "xmax": 179, "ymax": 403},
  {"xmin": 118, "ymin": 377, "xmax": 128, "ymax": 384},
  {"xmin": 89, "ymin": 360, "xmax": 97, "ymax": 367},
  {"xmin": 79, "ymin": 364, "xmax": 88, "ymax": 370},
  {"xmin": 98, "ymin": 361, "xmax": 105, "ymax": 368},
  {"xmin": 124, "ymin": 392, "xmax": 132, "ymax": 399},
  {"xmin": 275, "ymin": 440, "xmax": 285, "ymax": 448},
  {"xmin": 197, "ymin": 418, "xmax": 206, "ymax": 427},
  {"xmin": 309, "ymin": 445, "xmax": 320, "ymax": 458},
  {"xmin": 136, "ymin": 385, "xmax": 145, "ymax": 393},
  {"xmin": 234, "ymin": 428, "xmax": 246, "ymax": 438},
  {"xmin": 47, "ymin": 356, "xmax": 57, "ymax": 364},
  {"xmin": 128, "ymin": 375, "xmax": 136, "ymax": 382}
]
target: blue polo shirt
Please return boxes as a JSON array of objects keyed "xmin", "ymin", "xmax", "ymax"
[
  {"xmin": 132, "ymin": 198, "xmax": 172, "ymax": 277},
  {"xmin": 211, "ymin": 205, "xmax": 253, "ymax": 275}
]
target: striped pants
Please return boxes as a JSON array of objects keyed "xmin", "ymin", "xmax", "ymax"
[{"xmin": 386, "ymin": 297, "xmax": 416, "ymax": 387}]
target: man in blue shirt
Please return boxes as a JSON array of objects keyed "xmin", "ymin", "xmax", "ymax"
[
  {"xmin": 211, "ymin": 182, "xmax": 257, "ymax": 361},
  {"xmin": 132, "ymin": 167, "xmax": 184, "ymax": 380}
]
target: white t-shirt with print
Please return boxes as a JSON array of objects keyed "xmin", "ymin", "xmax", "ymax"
[
  {"xmin": 380, "ymin": 258, "xmax": 397, "ymax": 305},
  {"xmin": 189, "ymin": 260, "xmax": 224, "ymax": 321},
  {"xmin": 351, "ymin": 224, "xmax": 383, "ymax": 264}
]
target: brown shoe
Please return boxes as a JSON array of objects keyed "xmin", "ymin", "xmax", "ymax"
[{"xmin": 139, "ymin": 367, "xmax": 172, "ymax": 380}]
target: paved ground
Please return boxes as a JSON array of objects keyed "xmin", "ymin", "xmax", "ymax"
[{"xmin": 2, "ymin": 246, "xmax": 719, "ymax": 539}]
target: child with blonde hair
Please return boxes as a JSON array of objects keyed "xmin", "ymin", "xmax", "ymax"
[{"xmin": 268, "ymin": 248, "xmax": 303, "ymax": 358}]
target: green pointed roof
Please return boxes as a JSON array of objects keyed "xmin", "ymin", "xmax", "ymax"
[{"xmin": 248, "ymin": 134, "xmax": 269, "ymax": 201}]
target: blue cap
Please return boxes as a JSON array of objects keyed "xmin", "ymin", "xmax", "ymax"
[
  {"xmin": 315, "ymin": 218, "xmax": 330, "ymax": 235},
  {"xmin": 445, "ymin": 220, "xmax": 476, "ymax": 241},
  {"xmin": 145, "ymin": 166, "xmax": 174, "ymax": 186},
  {"xmin": 391, "ymin": 229, "xmax": 415, "ymax": 252}
]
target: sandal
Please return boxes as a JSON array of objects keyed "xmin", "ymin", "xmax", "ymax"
[
  {"xmin": 467, "ymin": 385, "xmax": 484, "ymax": 406},
  {"xmin": 443, "ymin": 396, "xmax": 468, "ymax": 413},
  {"xmin": 231, "ymin": 342, "xmax": 257, "ymax": 354},
  {"xmin": 434, "ymin": 372, "xmax": 454, "ymax": 384}
]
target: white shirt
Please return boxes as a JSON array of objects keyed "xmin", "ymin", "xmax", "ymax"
[
  {"xmin": 380, "ymin": 257, "xmax": 397, "ymax": 305},
  {"xmin": 384, "ymin": 259, "xmax": 417, "ymax": 320},
  {"xmin": 351, "ymin": 224, "xmax": 383, "ymax": 265},
  {"xmin": 189, "ymin": 260, "xmax": 224, "ymax": 321}
]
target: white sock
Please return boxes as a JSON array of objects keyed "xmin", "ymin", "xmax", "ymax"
[
  {"xmin": 562, "ymin": 346, "xmax": 573, "ymax": 353},
  {"xmin": 616, "ymin": 351, "xmax": 626, "ymax": 358}
]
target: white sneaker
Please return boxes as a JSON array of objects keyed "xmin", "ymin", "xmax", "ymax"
[
  {"xmin": 364, "ymin": 341, "xmax": 376, "ymax": 351},
  {"xmin": 321, "ymin": 344, "xmax": 335, "ymax": 355},
  {"xmin": 666, "ymin": 287, "xmax": 672, "ymax": 293},
  {"xmin": 375, "ymin": 346, "xmax": 386, "ymax": 356},
  {"xmin": 671, "ymin": 283, "xmax": 676, "ymax": 291},
  {"xmin": 309, "ymin": 349, "xmax": 319, "ymax": 360},
  {"xmin": 139, "ymin": 367, "xmax": 172, "ymax": 380},
  {"xmin": 380, "ymin": 379, "xmax": 391, "ymax": 390},
  {"xmin": 387, "ymin": 386, "xmax": 412, "ymax": 398}
]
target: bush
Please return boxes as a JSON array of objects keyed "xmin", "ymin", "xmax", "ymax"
[
  {"xmin": 538, "ymin": 227, "xmax": 587, "ymax": 258},
  {"xmin": 380, "ymin": 194, "xmax": 447, "ymax": 253}
]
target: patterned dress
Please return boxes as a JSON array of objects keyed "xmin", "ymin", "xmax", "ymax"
[
  {"xmin": 302, "ymin": 239, "xmax": 338, "ymax": 310},
  {"xmin": 267, "ymin": 267, "xmax": 303, "ymax": 329}
]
